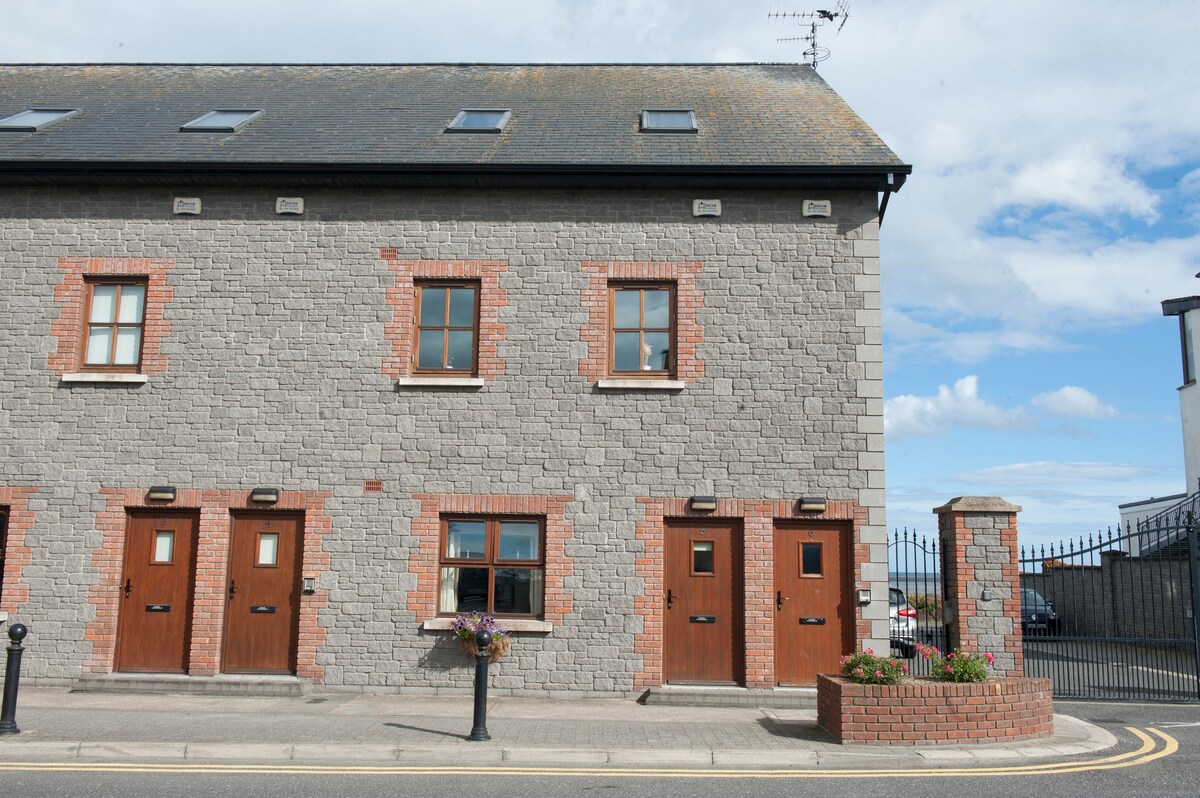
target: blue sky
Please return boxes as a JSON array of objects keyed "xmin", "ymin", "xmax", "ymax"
[{"xmin": 5, "ymin": 1, "xmax": 1199, "ymax": 550}]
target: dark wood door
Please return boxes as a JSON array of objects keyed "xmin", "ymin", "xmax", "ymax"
[
  {"xmin": 774, "ymin": 524, "xmax": 851, "ymax": 685},
  {"xmin": 224, "ymin": 512, "xmax": 303, "ymax": 674},
  {"xmin": 663, "ymin": 520, "xmax": 744, "ymax": 684},
  {"xmin": 116, "ymin": 511, "xmax": 199, "ymax": 673}
]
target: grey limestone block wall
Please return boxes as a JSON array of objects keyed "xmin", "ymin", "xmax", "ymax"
[{"xmin": 0, "ymin": 185, "xmax": 885, "ymax": 691}]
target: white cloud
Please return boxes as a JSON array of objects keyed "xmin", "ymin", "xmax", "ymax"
[
  {"xmin": 1030, "ymin": 387, "xmax": 1118, "ymax": 420},
  {"xmin": 953, "ymin": 461, "xmax": 1148, "ymax": 486},
  {"xmin": 885, "ymin": 375, "xmax": 1034, "ymax": 440}
]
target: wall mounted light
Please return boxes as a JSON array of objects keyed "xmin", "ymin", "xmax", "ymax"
[
  {"xmin": 250, "ymin": 487, "xmax": 280, "ymax": 504},
  {"xmin": 147, "ymin": 486, "xmax": 177, "ymax": 502},
  {"xmin": 856, "ymin": 588, "xmax": 872, "ymax": 605},
  {"xmin": 689, "ymin": 496, "xmax": 717, "ymax": 512},
  {"xmin": 301, "ymin": 577, "xmax": 317, "ymax": 595},
  {"xmin": 797, "ymin": 497, "xmax": 827, "ymax": 513}
]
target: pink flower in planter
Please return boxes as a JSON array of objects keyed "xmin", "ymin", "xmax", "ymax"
[
  {"xmin": 947, "ymin": 652, "xmax": 956, "ymax": 659},
  {"xmin": 945, "ymin": 665, "xmax": 953, "ymax": 673},
  {"xmin": 984, "ymin": 652, "xmax": 995, "ymax": 664},
  {"xmin": 874, "ymin": 670, "xmax": 883, "ymax": 678}
]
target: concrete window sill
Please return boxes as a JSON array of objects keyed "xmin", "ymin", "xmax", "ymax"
[
  {"xmin": 595, "ymin": 379, "xmax": 685, "ymax": 391},
  {"xmin": 61, "ymin": 372, "xmax": 149, "ymax": 384},
  {"xmin": 422, "ymin": 618, "xmax": 553, "ymax": 633},
  {"xmin": 396, "ymin": 377, "xmax": 485, "ymax": 389}
]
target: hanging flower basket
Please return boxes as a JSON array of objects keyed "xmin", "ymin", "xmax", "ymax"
[{"xmin": 451, "ymin": 611, "xmax": 511, "ymax": 663}]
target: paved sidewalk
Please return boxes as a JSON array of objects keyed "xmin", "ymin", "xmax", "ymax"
[{"xmin": 0, "ymin": 687, "xmax": 1117, "ymax": 768}]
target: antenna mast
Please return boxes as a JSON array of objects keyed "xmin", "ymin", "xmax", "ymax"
[{"xmin": 768, "ymin": 2, "xmax": 851, "ymax": 69}]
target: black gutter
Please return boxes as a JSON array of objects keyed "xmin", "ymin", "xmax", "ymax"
[{"xmin": 0, "ymin": 161, "xmax": 911, "ymax": 192}]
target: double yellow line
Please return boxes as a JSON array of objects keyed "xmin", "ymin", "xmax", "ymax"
[{"xmin": 0, "ymin": 727, "xmax": 1177, "ymax": 779}]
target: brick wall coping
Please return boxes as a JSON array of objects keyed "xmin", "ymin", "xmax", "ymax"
[{"xmin": 933, "ymin": 496, "xmax": 1022, "ymax": 514}]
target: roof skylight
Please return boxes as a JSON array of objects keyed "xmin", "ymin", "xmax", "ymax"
[
  {"xmin": 181, "ymin": 110, "xmax": 263, "ymax": 132},
  {"xmin": 640, "ymin": 110, "xmax": 697, "ymax": 133},
  {"xmin": 0, "ymin": 109, "xmax": 80, "ymax": 132},
  {"xmin": 445, "ymin": 109, "xmax": 511, "ymax": 134}
]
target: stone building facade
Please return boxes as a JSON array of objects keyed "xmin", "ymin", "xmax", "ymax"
[{"xmin": 0, "ymin": 64, "xmax": 908, "ymax": 696}]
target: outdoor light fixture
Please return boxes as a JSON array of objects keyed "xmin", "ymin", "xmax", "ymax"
[
  {"xmin": 250, "ymin": 487, "xmax": 280, "ymax": 504},
  {"xmin": 147, "ymin": 486, "xmax": 177, "ymax": 502},
  {"xmin": 689, "ymin": 496, "xmax": 717, "ymax": 512},
  {"xmin": 797, "ymin": 497, "xmax": 827, "ymax": 513},
  {"xmin": 302, "ymin": 577, "xmax": 317, "ymax": 595},
  {"xmin": 856, "ymin": 588, "xmax": 872, "ymax": 605}
]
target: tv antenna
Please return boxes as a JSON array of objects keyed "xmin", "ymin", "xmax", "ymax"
[{"xmin": 768, "ymin": 2, "xmax": 851, "ymax": 69}]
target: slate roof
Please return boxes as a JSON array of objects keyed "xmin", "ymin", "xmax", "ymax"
[{"xmin": 0, "ymin": 64, "xmax": 910, "ymax": 188}]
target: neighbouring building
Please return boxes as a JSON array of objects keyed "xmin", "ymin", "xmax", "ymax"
[
  {"xmin": 0, "ymin": 64, "xmax": 909, "ymax": 697},
  {"xmin": 1118, "ymin": 295, "xmax": 1200, "ymax": 553}
]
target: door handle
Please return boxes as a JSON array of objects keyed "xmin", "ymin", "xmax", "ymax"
[
  {"xmin": 124, "ymin": 579, "xmax": 132, "ymax": 599},
  {"xmin": 666, "ymin": 589, "xmax": 675, "ymax": 609},
  {"xmin": 229, "ymin": 579, "xmax": 237, "ymax": 599},
  {"xmin": 777, "ymin": 591, "xmax": 785, "ymax": 611}
]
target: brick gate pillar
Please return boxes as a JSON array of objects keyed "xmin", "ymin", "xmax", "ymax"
[{"xmin": 933, "ymin": 497, "xmax": 1023, "ymax": 677}]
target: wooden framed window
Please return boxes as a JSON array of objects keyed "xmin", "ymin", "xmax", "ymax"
[
  {"xmin": 438, "ymin": 516, "xmax": 544, "ymax": 617},
  {"xmin": 414, "ymin": 281, "xmax": 479, "ymax": 374},
  {"xmin": 609, "ymin": 282, "xmax": 675, "ymax": 376},
  {"xmin": 81, "ymin": 278, "xmax": 147, "ymax": 371}
]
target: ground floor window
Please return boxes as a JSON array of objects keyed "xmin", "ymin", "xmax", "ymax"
[{"xmin": 438, "ymin": 516, "xmax": 544, "ymax": 617}]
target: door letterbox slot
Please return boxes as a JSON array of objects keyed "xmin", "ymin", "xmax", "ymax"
[
  {"xmin": 689, "ymin": 615, "xmax": 717, "ymax": 623},
  {"xmin": 250, "ymin": 605, "xmax": 277, "ymax": 614},
  {"xmin": 145, "ymin": 604, "xmax": 171, "ymax": 613},
  {"xmin": 799, "ymin": 616, "xmax": 826, "ymax": 625}
]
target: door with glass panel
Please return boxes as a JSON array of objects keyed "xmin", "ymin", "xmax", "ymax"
[
  {"xmin": 115, "ymin": 511, "xmax": 199, "ymax": 673},
  {"xmin": 224, "ymin": 512, "xmax": 304, "ymax": 674},
  {"xmin": 774, "ymin": 523, "xmax": 851, "ymax": 685},
  {"xmin": 439, "ymin": 517, "xmax": 544, "ymax": 618},
  {"xmin": 663, "ymin": 520, "xmax": 744, "ymax": 684}
]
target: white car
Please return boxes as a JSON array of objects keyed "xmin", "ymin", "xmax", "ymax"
[{"xmin": 889, "ymin": 587, "xmax": 917, "ymax": 658}]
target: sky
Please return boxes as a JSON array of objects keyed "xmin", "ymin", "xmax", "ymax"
[{"xmin": 4, "ymin": 1, "xmax": 1199, "ymax": 551}]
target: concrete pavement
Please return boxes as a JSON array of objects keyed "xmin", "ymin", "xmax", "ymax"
[{"xmin": 0, "ymin": 687, "xmax": 1118, "ymax": 768}]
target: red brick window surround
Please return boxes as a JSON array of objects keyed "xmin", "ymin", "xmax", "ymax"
[
  {"xmin": 0, "ymin": 487, "xmax": 37, "ymax": 619},
  {"xmin": 580, "ymin": 261, "xmax": 704, "ymax": 384},
  {"xmin": 49, "ymin": 258, "xmax": 175, "ymax": 378},
  {"xmin": 381, "ymin": 254, "xmax": 507, "ymax": 381},
  {"xmin": 408, "ymin": 493, "xmax": 573, "ymax": 626}
]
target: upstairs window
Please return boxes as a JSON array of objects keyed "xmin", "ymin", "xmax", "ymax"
[
  {"xmin": 181, "ymin": 110, "xmax": 263, "ymax": 132},
  {"xmin": 610, "ymin": 282, "xmax": 675, "ymax": 376},
  {"xmin": 414, "ymin": 281, "xmax": 479, "ymax": 374},
  {"xmin": 0, "ymin": 108, "xmax": 79, "ymax": 132},
  {"xmin": 439, "ymin": 516, "xmax": 544, "ymax": 617},
  {"xmin": 640, "ymin": 109, "xmax": 697, "ymax": 133},
  {"xmin": 445, "ymin": 109, "xmax": 511, "ymax": 133},
  {"xmin": 82, "ymin": 279, "xmax": 147, "ymax": 371}
]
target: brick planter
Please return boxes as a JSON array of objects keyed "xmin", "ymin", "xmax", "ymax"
[{"xmin": 817, "ymin": 674, "xmax": 1053, "ymax": 744}]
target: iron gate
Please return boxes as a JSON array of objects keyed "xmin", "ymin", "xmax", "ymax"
[
  {"xmin": 1019, "ymin": 509, "xmax": 1200, "ymax": 702},
  {"xmin": 887, "ymin": 529, "xmax": 946, "ymax": 677}
]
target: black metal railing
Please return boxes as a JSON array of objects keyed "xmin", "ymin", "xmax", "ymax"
[{"xmin": 1019, "ymin": 514, "xmax": 1200, "ymax": 702}]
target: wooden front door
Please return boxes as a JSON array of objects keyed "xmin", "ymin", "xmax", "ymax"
[
  {"xmin": 663, "ymin": 520, "xmax": 744, "ymax": 684},
  {"xmin": 774, "ymin": 523, "xmax": 851, "ymax": 685},
  {"xmin": 224, "ymin": 512, "xmax": 303, "ymax": 674},
  {"xmin": 116, "ymin": 511, "xmax": 199, "ymax": 673}
]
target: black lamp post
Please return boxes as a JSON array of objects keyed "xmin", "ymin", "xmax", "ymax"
[{"xmin": 466, "ymin": 629, "xmax": 492, "ymax": 742}]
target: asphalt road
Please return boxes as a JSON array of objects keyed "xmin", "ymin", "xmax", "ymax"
[{"xmin": 0, "ymin": 701, "xmax": 1196, "ymax": 798}]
